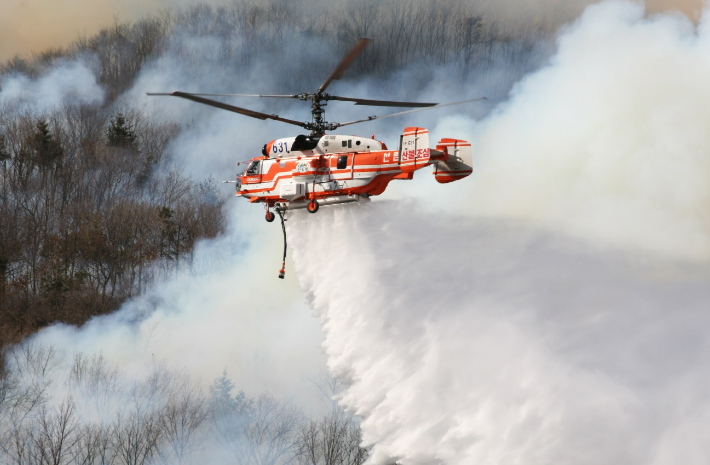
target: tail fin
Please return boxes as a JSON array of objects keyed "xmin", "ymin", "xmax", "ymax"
[
  {"xmin": 399, "ymin": 127, "xmax": 430, "ymax": 172},
  {"xmin": 433, "ymin": 138, "xmax": 473, "ymax": 183}
]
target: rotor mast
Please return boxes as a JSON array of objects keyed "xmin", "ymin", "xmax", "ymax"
[
  {"xmin": 309, "ymin": 92, "xmax": 329, "ymax": 136},
  {"xmin": 290, "ymin": 91, "xmax": 338, "ymax": 135}
]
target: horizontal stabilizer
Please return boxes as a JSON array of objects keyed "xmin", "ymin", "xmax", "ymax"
[{"xmin": 433, "ymin": 138, "xmax": 472, "ymax": 183}]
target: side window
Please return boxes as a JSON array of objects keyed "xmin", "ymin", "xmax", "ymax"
[
  {"xmin": 246, "ymin": 161, "xmax": 260, "ymax": 175},
  {"xmin": 337, "ymin": 155, "xmax": 347, "ymax": 169},
  {"xmin": 342, "ymin": 140, "xmax": 347, "ymax": 147}
]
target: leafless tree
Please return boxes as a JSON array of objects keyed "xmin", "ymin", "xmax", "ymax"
[
  {"xmin": 295, "ymin": 409, "xmax": 367, "ymax": 465},
  {"xmin": 2, "ymin": 343, "xmax": 59, "ymax": 421},
  {"xmin": 112, "ymin": 409, "xmax": 162, "ymax": 465},
  {"xmin": 71, "ymin": 424, "xmax": 116, "ymax": 465},
  {"xmin": 31, "ymin": 399, "xmax": 81, "ymax": 465},
  {"xmin": 0, "ymin": 420, "xmax": 33, "ymax": 465},
  {"xmin": 153, "ymin": 379, "xmax": 209, "ymax": 465},
  {"xmin": 243, "ymin": 394, "xmax": 302, "ymax": 465},
  {"xmin": 68, "ymin": 353, "xmax": 122, "ymax": 418}
]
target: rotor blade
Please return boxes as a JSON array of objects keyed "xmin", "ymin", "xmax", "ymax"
[
  {"xmin": 147, "ymin": 91, "xmax": 307, "ymax": 128},
  {"xmin": 318, "ymin": 38, "xmax": 371, "ymax": 93},
  {"xmin": 336, "ymin": 97, "xmax": 487, "ymax": 128},
  {"xmin": 330, "ymin": 95, "xmax": 437, "ymax": 107},
  {"xmin": 172, "ymin": 93, "xmax": 299, "ymax": 99}
]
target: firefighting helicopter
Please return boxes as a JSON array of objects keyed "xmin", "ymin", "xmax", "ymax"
[{"xmin": 148, "ymin": 38, "xmax": 484, "ymax": 278}]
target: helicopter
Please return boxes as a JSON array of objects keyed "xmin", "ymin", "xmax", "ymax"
[{"xmin": 148, "ymin": 38, "xmax": 484, "ymax": 278}]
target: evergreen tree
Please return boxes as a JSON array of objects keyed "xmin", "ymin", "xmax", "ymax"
[
  {"xmin": 32, "ymin": 120, "xmax": 63, "ymax": 166},
  {"xmin": 0, "ymin": 135, "xmax": 9, "ymax": 161},
  {"xmin": 106, "ymin": 113, "xmax": 137, "ymax": 148},
  {"xmin": 209, "ymin": 370, "xmax": 238, "ymax": 414},
  {"xmin": 208, "ymin": 370, "xmax": 253, "ymax": 416}
]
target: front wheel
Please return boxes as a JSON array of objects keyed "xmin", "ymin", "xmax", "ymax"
[
  {"xmin": 307, "ymin": 200, "xmax": 319, "ymax": 214},
  {"xmin": 265, "ymin": 211, "xmax": 275, "ymax": 222}
]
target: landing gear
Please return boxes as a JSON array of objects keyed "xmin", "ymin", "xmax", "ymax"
[
  {"xmin": 265, "ymin": 211, "xmax": 275, "ymax": 222},
  {"xmin": 307, "ymin": 200, "xmax": 319, "ymax": 213}
]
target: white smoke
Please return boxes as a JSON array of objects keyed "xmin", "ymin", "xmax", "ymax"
[
  {"xmin": 24, "ymin": 201, "xmax": 327, "ymax": 411},
  {"xmin": 288, "ymin": 2, "xmax": 710, "ymax": 465},
  {"xmin": 0, "ymin": 59, "xmax": 104, "ymax": 111},
  {"xmin": 467, "ymin": 0, "xmax": 710, "ymax": 261},
  {"xmin": 387, "ymin": 0, "xmax": 710, "ymax": 261}
]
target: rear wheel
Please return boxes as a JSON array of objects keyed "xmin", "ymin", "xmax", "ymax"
[
  {"xmin": 307, "ymin": 200, "xmax": 319, "ymax": 213},
  {"xmin": 265, "ymin": 211, "xmax": 275, "ymax": 222}
]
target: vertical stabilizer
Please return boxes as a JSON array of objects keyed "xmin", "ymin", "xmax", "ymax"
[{"xmin": 400, "ymin": 127, "xmax": 430, "ymax": 172}]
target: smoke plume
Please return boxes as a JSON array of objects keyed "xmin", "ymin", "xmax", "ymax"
[
  {"xmin": 289, "ymin": 2, "xmax": 710, "ymax": 464},
  {"xmin": 0, "ymin": 59, "xmax": 104, "ymax": 111}
]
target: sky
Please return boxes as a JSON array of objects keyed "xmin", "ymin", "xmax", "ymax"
[{"xmin": 0, "ymin": 0, "xmax": 704, "ymax": 63}]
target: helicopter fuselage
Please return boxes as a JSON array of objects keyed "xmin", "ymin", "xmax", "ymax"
[{"xmin": 235, "ymin": 127, "xmax": 472, "ymax": 211}]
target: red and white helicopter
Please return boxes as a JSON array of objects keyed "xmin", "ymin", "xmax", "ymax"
[{"xmin": 149, "ymin": 39, "xmax": 483, "ymax": 277}]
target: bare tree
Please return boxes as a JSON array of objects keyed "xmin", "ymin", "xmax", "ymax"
[
  {"xmin": 0, "ymin": 420, "xmax": 33, "ymax": 465},
  {"xmin": 295, "ymin": 409, "xmax": 368, "ymax": 465},
  {"xmin": 69, "ymin": 353, "xmax": 122, "ymax": 418},
  {"xmin": 72, "ymin": 425, "xmax": 104, "ymax": 465},
  {"xmin": 112, "ymin": 409, "xmax": 162, "ymax": 465},
  {"xmin": 71, "ymin": 423, "xmax": 117, "ymax": 465},
  {"xmin": 243, "ymin": 394, "xmax": 302, "ymax": 465},
  {"xmin": 156, "ymin": 385, "xmax": 209, "ymax": 465},
  {"xmin": 32, "ymin": 399, "xmax": 81, "ymax": 465},
  {"xmin": 2, "ymin": 343, "xmax": 59, "ymax": 424}
]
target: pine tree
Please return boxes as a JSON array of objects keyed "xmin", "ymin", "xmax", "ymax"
[
  {"xmin": 106, "ymin": 113, "xmax": 137, "ymax": 148},
  {"xmin": 0, "ymin": 135, "xmax": 9, "ymax": 161},
  {"xmin": 209, "ymin": 370, "xmax": 240, "ymax": 416},
  {"xmin": 32, "ymin": 120, "xmax": 63, "ymax": 166},
  {"xmin": 208, "ymin": 370, "xmax": 253, "ymax": 416}
]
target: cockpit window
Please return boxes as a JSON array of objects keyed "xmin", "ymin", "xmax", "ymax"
[{"xmin": 246, "ymin": 160, "xmax": 260, "ymax": 175}]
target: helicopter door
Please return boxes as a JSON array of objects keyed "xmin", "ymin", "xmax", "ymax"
[{"xmin": 333, "ymin": 155, "xmax": 353, "ymax": 180}]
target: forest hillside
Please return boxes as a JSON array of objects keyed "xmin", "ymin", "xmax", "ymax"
[{"xmin": 0, "ymin": 0, "xmax": 550, "ymax": 351}]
